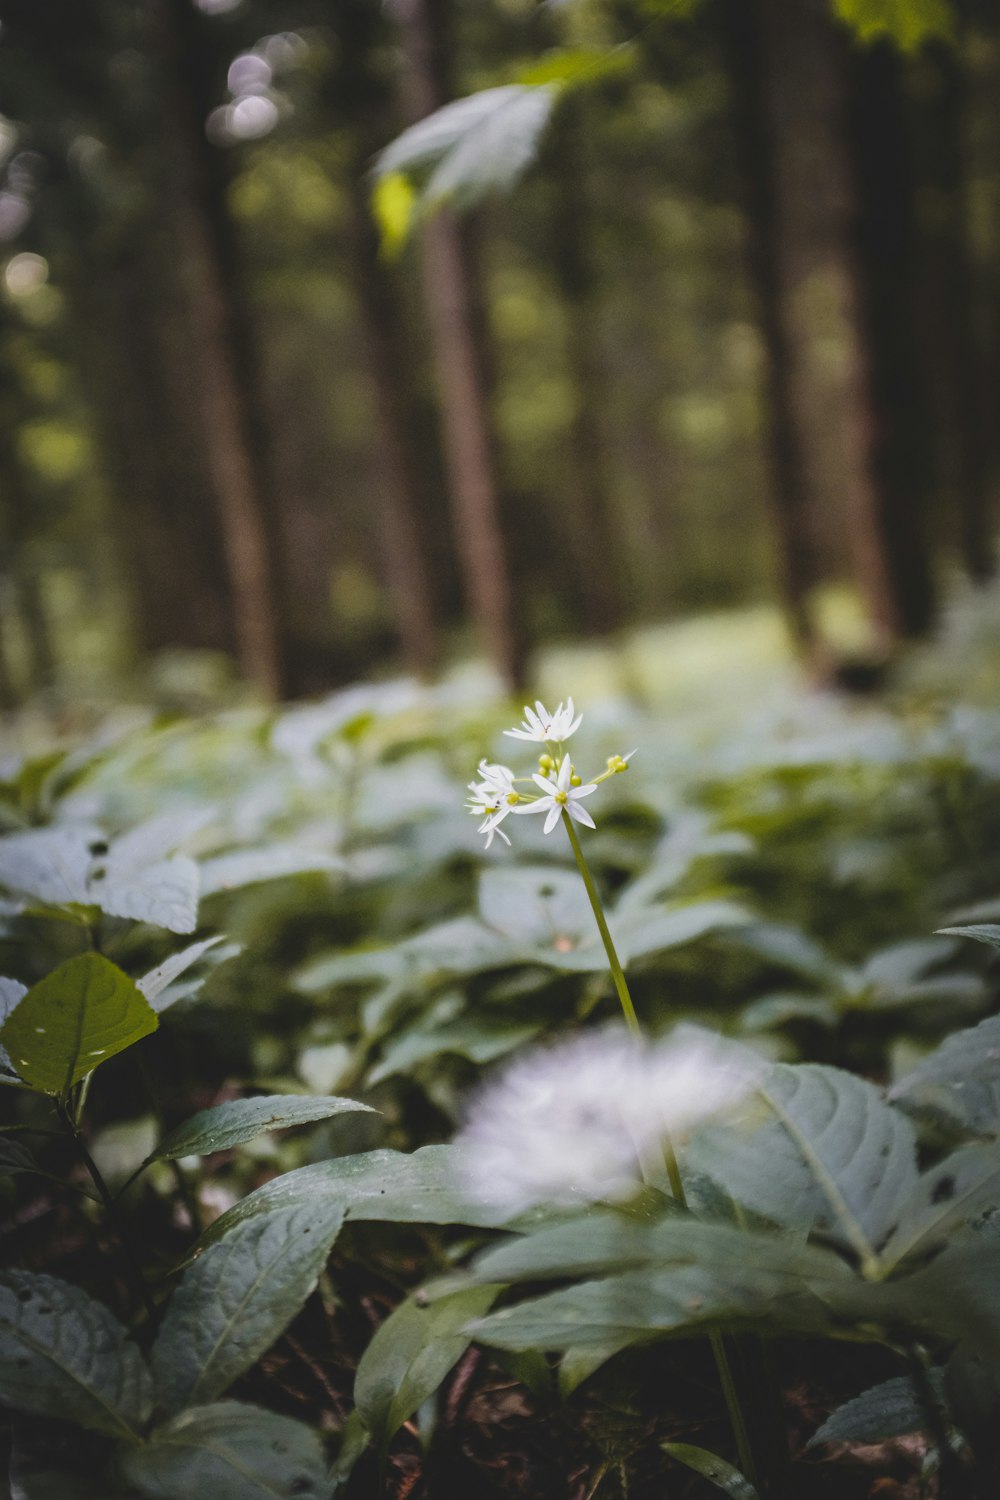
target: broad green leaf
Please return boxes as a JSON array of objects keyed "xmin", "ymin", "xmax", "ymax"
[
  {"xmin": 0, "ymin": 825, "xmax": 100, "ymax": 906},
  {"xmin": 878, "ymin": 1141, "xmax": 1000, "ymax": 1271},
  {"xmin": 354, "ymin": 1284, "xmax": 501, "ymax": 1455},
  {"xmin": 152, "ymin": 1203, "xmax": 345, "ymax": 1413},
  {"xmin": 104, "ymin": 808, "xmax": 214, "ymax": 876},
  {"xmin": 687, "ymin": 1064, "xmax": 918, "ymax": 1269},
  {"xmin": 469, "ymin": 1214, "xmax": 852, "ymax": 1289},
  {"xmin": 137, "ymin": 935, "xmax": 229, "ymax": 1010},
  {"xmin": 368, "ymin": 1016, "xmax": 540, "ymax": 1085},
  {"xmin": 198, "ymin": 845, "xmax": 342, "ymax": 897},
  {"xmin": 0, "ymin": 1270, "xmax": 152, "ymax": 1438},
  {"xmin": 662, "ymin": 1443, "xmax": 759, "ymax": 1498},
  {"xmin": 151, "ymin": 1093, "xmax": 377, "ymax": 1161},
  {"xmin": 1, "ymin": 953, "xmax": 158, "ymax": 1096},
  {"xmin": 938, "ymin": 923, "xmax": 1000, "ymax": 952},
  {"xmin": 559, "ymin": 1345, "xmax": 626, "ymax": 1396},
  {"xmin": 891, "ymin": 1015, "xmax": 1000, "ymax": 1135},
  {"xmin": 93, "ymin": 856, "xmax": 199, "ymax": 934},
  {"xmin": 723, "ymin": 923, "xmax": 842, "ymax": 985},
  {"xmin": 468, "ymin": 1242, "xmax": 878, "ymax": 1352},
  {"xmin": 832, "ymin": 0, "xmax": 954, "ymax": 53},
  {"xmin": 479, "ymin": 865, "xmax": 593, "ymax": 949},
  {"xmin": 0, "ymin": 1137, "xmax": 37, "ymax": 1174},
  {"xmin": 612, "ymin": 899, "xmax": 749, "ymax": 965},
  {"xmin": 114, "ymin": 1402, "xmax": 328, "ymax": 1499},
  {"xmin": 194, "ymin": 1145, "xmax": 522, "ymax": 1253},
  {"xmin": 808, "ymin": 1369, "xmax": 943, "ymax": 1447}
]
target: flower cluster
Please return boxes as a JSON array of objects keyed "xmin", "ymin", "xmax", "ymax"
[
  {"xmin": 456, "ymin": 1026, "xmax": 764, "ymax": 1214},
  {"xmin": 466, "ymin": 698, "xmax": 633, "ymax": 850}
]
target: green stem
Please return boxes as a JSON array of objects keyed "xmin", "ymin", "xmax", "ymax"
[
  {"xmin": 560, "ymin": 810, "xmax": 762, "ymax": 1491},
  {"xmin": 561, "ymin": 811, "xmax": 640, "ymax": 1035},
  {"xmin": 56, "ymin": 1099, "xmax": 156, "ymax": 1324}
]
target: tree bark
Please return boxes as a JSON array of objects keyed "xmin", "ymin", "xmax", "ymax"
[
  {"xmin": 150, "ymin": 0, "xmax": 286, "ymax": 698},
  {"xmin": 390, "ymin": 0, "xmax": 525, "ymax": 689},
  {"xmin": 719, "ymin": 0, "xmax": 823, "ymax": 659},
  {"xmin": 844, "ymin": 40, "xmax": 939, "ymax": 638}
]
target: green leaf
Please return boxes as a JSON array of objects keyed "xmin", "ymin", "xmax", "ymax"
[
  {"xmin": 559, "ymin": 1345, "xmax": 625, "ymax": 1396},
  {"xmin": 832, "ymin": 0, "xmax": 954, "ymax": 53},
  {"xmin": 662, "ymin": 1443, "xmax": 759, "ymax": 1498},
  {"xmin": 808, "ymin": 1369, "xmax": 943, "ymax": 1447},
  {"xmin": 878, "ymin": 1141, "xmax": 1000, "ymax": 1271},
  {"xmin": 514, "ymin": 45, "xmax": 635, "ymax": 89},
  {"xmin": 151, "ymin": 1093, "xmax": 377, "ymax": 1161},
  {"xmin": 0, "ymin": 825, "xmax": 100, "ymax": 906},
  {"xmin": 469, "ymin": 1227, "xmax": 868, "ymax": 1351},
  {"xmin": 375, "ymin": 85, "xmax": 558, "ymax": 214},
  {"xmin": 354, "ymin": 1284, "xmax": 500, "ymax": 1456},
  {"xmin": 152, "ymin": 1203, "xmax": 345, "ymax": 1413},
  {"xmin": 328, "ymin": 1408, "xmax": 369, "ymax": 1494},
  {"xmin": 137, "ymin": 935, "xmax": 230, "ymax": 1011},
  {"xmin": 687, "ymin": 1064, "xmax": 917, "ymax": 1268},
  {"xmin": 193, "ymin": 1144, "xmax": 521, "ymax": 1254},
  {"xmin": 198, "ymin": 845, "xmax": 342, "ymax": 897},
  {"xmin": 891, "ymin": 1015, "xmax": 1000, "ymax": 1135},
  {"xmin": 114, "ymin": 1402, "xmax": 328, "ymax": 1499},
  {"xmin": 0, "ymin": 1270, "xmax": 152, "ymax": 1438},
  {"xmin": 938, "ymin": 923, "xmax": 1000, "ymax": 952},
  {"xmin": 1, "ymin": 953, "xmax": 158, "ymax": 1096},
  {"xmin": 93, "ymin": 856, "xmax": 199, "ymax": 934}
]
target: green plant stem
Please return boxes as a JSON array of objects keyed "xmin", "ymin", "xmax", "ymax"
[
  {"xmin": 561, "ymin": 811, "xmax": 640, "ymax": 1036},
  {"xmin": 560, "ymin": 810, "xmax": 762, "ymax": 1492},
  {"xmin": 55, "ymin": 1098, "xmax": 156, "ymax": 1324}
]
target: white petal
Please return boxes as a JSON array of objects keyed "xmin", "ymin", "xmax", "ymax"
[
  {"xmin": 570, "ymin": 782, "xmax": 598, "ymax": 799},
  {"xmin": 543, "ymin": 805, "xmax": 562, "ymax": 835},
  {"xmin": 504, "ymin": 727, "xmax": 540, "ymax": 741},
  {"xmin": 532, "ymin": 772, "xmax": 558, "ymax": 794},
  {"xmin": 514, "ymin": 798, "xmax": 549, "ymax": 815},
  {"xmin": 568, "ymin": 802, "xmax": 596, "ymax": 830},
  {"xmin": 556, "ymin": 756, "xmax": 572, "ymax": 792}
]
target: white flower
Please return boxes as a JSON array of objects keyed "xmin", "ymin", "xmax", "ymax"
[
  {"xmin": 513, "ymin": 754, "xmax": 597, "ymax": 835},
  {"xmin": 466, "ymin": 761, "xmax": 517, "ymax": 848},
  {"xmin": 504, "ymin": 698, "xmax": 583, "ymax": 744},
  {"xmin": 455, "ymin": 1026, "xmax": 765, "ymax": 1214}
]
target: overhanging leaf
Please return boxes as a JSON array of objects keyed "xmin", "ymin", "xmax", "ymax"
[
  {"xmin": 1, "ymin": 953, "xmax": 158, "ymax": 1096},
  {"xmin": 151, "ymin": 1093, "xmax": 377, "ymax": 1161},
  {"xmin": 354, "ymin": 1284, "xmax": 501, "ymax": 1456},
  {"xmin": 152, "ymin": 1203, "xmax": 346, "ymax": 1413},
  {"xmin": 93, "ymin": 856, "xmax": 199, "ymax": 934},
  {"xmin": 0, "ymin": 1270, "xmax": 152, "ymax": 1439},
  {"xmin": 0, "ymin": 825, "xmax": 100, "ymax": 907},
  {"xmin": 137, "ymin": 935, "xmax": 231, "ymax": 1011},
  {"xmin": 937, "ymin": 923, "xmax": 1000, "ymax": 952},
  {"xmin": 113, "ymin": 1402, "xmax": 328, "ymax": 1499},
  {"xmin": 193, "ymin": 1144, "xmax": 522, "ymax": 1254},
  {"xmin": 890, "ymin": 1015, "xmax": 1000, "ymax": 1136}
]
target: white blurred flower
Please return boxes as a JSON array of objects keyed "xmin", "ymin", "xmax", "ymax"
[
  {"xmin": 504, "ymin": 698, "xmax": 583, "ymax": 744},
  {"xmin": 456, "ymin": 1026, "xmax": 764, "ymax": 1214},
  {"xmin": 466, "ymin": 761, "xmax": 517, "ymax": 848},
  {"xmin": 513, "ymin": 754, "xmax": 597, "ymax": 835}
]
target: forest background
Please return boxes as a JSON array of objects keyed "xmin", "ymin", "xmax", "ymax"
[{"xmin": 1, "ymin": 0, "xmax": 997, "ymax": 708}]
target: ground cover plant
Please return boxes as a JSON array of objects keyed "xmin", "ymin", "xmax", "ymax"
[{"xmin": 4, "ymin": 618, "xmax": 1000, "ymax": 1497}]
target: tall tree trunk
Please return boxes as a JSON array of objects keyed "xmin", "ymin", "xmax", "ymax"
[
  {"xmin": 914, "ymin": 36, "xmax": 995, "ymax": 583},
  {"xmin": 151, "ymin": 0, "xmax": 286, "ymax": 698},
  {"xmin": 549, "ymin": 106, "xmax": 626, "ymax": 635},
  {"xmin": 390, "ymin": 0, "xmax": 525, "ymax": 689},
  {"xmin": 347, "ymin": 167, "xmax": 439, "ymax": 678},
  {"xmin": 719, "ymin": 0, "xmax": 823, "ymax": 659},
  {"xmin": 844, "ymin": 40, "xmax": 939, "ymax": 638}
]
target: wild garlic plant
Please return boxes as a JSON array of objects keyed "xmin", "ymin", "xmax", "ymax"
[{"xmin": 465, "ymin": 699, "xmax": 763, "ymax": 1488}]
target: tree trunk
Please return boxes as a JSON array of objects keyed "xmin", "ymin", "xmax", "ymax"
[
  {"xmin": 844, "ymin": 40, "xmax": 939, "ymax": 638},
  {"xmin": 549, "ymin": 106, "xmax": 626, "ymax": 636},
  {"xmin": 719, "ymin": 0, "xmax": 823, "ymax": 659},
  {"xmin": 150, "ymin": 0, "xmax": 286, "ymax": 698},
  {"xmin": 913, "ymin": 37, "xmax": 995, "ymax": 583},
  {"xmin": 390, "ymin": 0, "xmax": 525, "ymax": 689}
]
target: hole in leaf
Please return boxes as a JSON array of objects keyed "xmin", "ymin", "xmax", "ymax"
[{"xmin": 932, "ymin": 1174, "xmax": 956, "ymax": 1204}]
